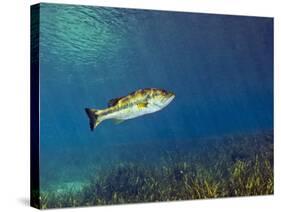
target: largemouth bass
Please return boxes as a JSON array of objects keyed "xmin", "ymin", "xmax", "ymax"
[{"xmin": 85, "ymin": 88, "xmax": 175, "ymax": 131}]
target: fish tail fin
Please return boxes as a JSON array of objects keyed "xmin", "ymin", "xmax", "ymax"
[{"xmin": 85, "ymin": 108, "xmax": 102, "ymax": 131}]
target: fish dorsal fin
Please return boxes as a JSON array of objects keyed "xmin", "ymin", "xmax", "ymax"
[{"xmin": 108, "ymin": 97, "xmax": 123, "ymax": 107}]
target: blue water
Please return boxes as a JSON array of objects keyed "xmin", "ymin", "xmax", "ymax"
[{"xmin": 38, "ymin": 3, "xmax": 273, "ymax": 191}]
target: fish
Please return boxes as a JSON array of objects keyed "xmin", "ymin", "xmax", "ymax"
[{"xmin": 85, "ymin": 88, "xmax": 175, "ymax": 131}]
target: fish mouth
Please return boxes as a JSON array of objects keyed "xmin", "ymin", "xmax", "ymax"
[
  {"xmin": 165, "ymin": 93, "xmax": 175, "ymax": 104},
  {"xmin": 168, "ymin": 92, "xmax": 175, "ymax": 99}
]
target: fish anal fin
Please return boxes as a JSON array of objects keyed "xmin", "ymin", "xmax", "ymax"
[
  {"xmin": 112, "ymin": 119, "xmax": 125, "ymax": 125},
  {"xmin": 137, "ymin": 102, "xmax": 148, "ymax": 109}
]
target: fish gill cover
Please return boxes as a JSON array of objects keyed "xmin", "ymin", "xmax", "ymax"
[{"xmin": 33, "ymin": 3, "xmax": 273, "ymax": 209}]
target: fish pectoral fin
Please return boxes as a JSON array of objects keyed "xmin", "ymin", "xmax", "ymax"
[
  {"xmin": 137, "ymin": 102, "xmax": 148, "ymax": 109},
  {"xmin": 112, "ymin": 119, "xmax": 125, "ymax": 125}
]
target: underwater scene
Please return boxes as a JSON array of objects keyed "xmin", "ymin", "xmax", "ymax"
[{"xmin": 35, "ymin": 3, "xmax": 273, "ymax": 209}]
